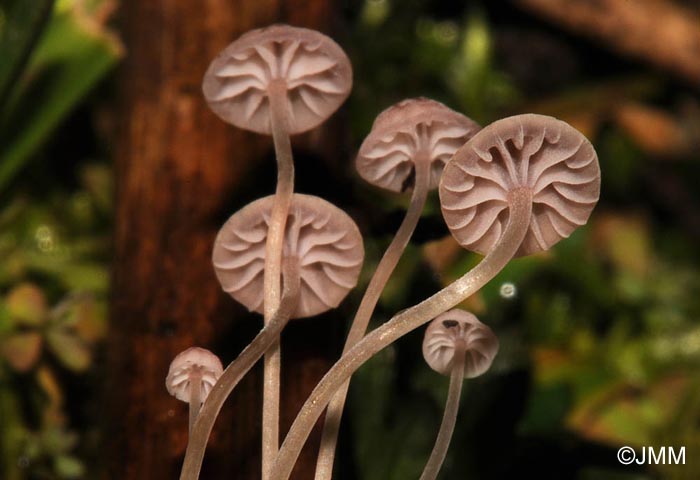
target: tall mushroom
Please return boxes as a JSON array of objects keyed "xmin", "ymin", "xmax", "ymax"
[
  {"xmin": 180, "ymin": 194, "xmax": 364, "ymax": 480},
  {"xmin": 420, "ymin": 310, "xmax": 498, "ymax": 480},
  {"xmin": 316, "ymin": 98, "xmax": 479, "ymax": 480},
  {"xmin": 270, "ymin": 113, "xmax": 601, "ymax": 480},
  {"xmin": 166, "ymin": 347, "xmax": 223, "ymax": 433},
  {"xmin": 202, "ymin": 24, "xmax": 352, "ymax": 477}
]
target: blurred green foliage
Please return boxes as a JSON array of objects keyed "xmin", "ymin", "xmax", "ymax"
[
  {"xmin": 0, "ymin": 0, "xmax": 121, "ymax": 193},
  {"xmin": 0, "ymin": 0, "xmax": 118, "ymax": 478},
  {"xmin": 0, "ymin": 169, "xmax": 112, "ymax": 480}
]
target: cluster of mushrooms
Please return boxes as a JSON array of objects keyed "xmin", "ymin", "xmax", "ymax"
[{"xmin": 164, "ymin": 24, "xmax": 601, "ymax": 480}]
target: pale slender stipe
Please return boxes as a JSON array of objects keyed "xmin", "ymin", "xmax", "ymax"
[
  {"xmin": 316, "ymin": 98, "xmax": 480, "ymax": 480},
  {"xmin": 270, "ymin": 189, "xmax": 533, "ymax": 480}
]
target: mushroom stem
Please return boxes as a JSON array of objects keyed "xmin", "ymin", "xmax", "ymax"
[
  {"xmin": 270, "ymin": 188, "xmax": 533, "ymax": 480},
  {"xmin": 188, "ymin": 370, "xmax": 203, "ymax": 435},
  {"xmin": 419, "ymin": 343, "xmax": 466, "ymax": 480},
  {"xmin": 180, "ymin": 257, "xmax": 300, "ymax": 480},
  {"xmin": 263, "ymin": 81, "xmax": 295, "ymax": 480},
  {"xmin": 315, "ymin": 156, "xmax": 431, "ymax": 480}
]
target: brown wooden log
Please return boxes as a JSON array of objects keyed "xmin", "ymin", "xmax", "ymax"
[
  {"xmin": 515, "ymin": 0, "xmax": 700, "ymax": 86},
  {"xmin": 106, "ymin": 1, "xmax": 346, "ymax": 478}
]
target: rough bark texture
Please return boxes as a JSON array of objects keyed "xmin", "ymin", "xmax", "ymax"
[
  {"xmin": 515, "ymin": 0, "xmax": 700, "ymax": 85},
  {"xmin": 107, "ymin": 1, "xmax": 344, "ymax": 478}
]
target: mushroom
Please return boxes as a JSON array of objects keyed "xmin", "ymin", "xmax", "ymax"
[
  {"xmin": 268, "ymin": 113, "xmax": 601, "ymax": 480},
  {"xmin": 181, "ymin": 194, "xmax": 363, "ymax": 480},
  {"xmin": 316, "ymin": 98, "xmax": 480, "ymax": 480},
  {"xmin": 420, "ymin": 310, "xmax": 498, "ymax": 480},
  {"xmin": 213, "ymin": 194, "xmax": 364, "ymax": 319},
  {"xmin": 440, "ymin": 114, "xmax": 599, "ymax": 257},
  {"xmin": 202, "ymin": 24, "xmax": 352, "ymax": 136},
  {"xmin": 203, "ymin": 24, "xmax": 352, "ymax": 474},
  {"xmin": 202, "ymin": 24, "xmax": 352, "ymax": 318},
  {"xmin": 166, "ymin": 347, "xmax": 223, "ymax": 433}
]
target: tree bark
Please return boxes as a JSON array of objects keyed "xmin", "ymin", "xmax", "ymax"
[
  {"xmin": 107, "ymin": 1, "xmax": 343, "ymax": 478},
  {"xmin": 515, "ymin": 0, "xmax": 700, "ymax": 86}
]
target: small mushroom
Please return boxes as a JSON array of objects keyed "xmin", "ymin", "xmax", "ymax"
[
  {"xmin": 420, "ymin": 310, "xmax": 498, "ymax": 480},
  {"xmin": 166, "ymin": 347, "xmax": 223, "ymax": 433},
  {"xmin": 180, "ymin": 194, "xmax": 364, "ymax": 480},
  {"xmin": 266, "ymin": 114, "xmax": 600, "ymax": 480},
  {"xmin": 356, "ymin": 98, "xmax": 480, "ymax": 193},
  {"xmin": 203, "ymin": 26, "xmax": 352, "ymax": 474},
  {"xmin": 316, "ymin": 98, "xmax": 479, "ymax": 480}
]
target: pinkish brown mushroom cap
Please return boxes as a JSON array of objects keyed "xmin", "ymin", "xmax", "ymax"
[
  {"xmin": 356, "ymin": 98, "xmax": 480, "ymax": 193},
  {"xmin": 203, "ymin": 24, "xmax": 352, "ymax": 135},
  {"xmin": 439, "ymin": 114, "xmax": 600, "ymax": 257},
  {"xmin": 422, "ymin": 310, "xmax": 499, "ymax": 378},
  {"xmin": 166, "ymin": 347, "xmax": 223, "ymax": 403},
  {"xmin": 212, "ymin": 194, "xmax": 364, "ymax": 318}
]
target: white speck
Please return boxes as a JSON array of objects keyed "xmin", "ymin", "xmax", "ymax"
[
  {"xmin": 500, "ymin": 282, "xmax": 517, "ymax": 299},
  {"xmin": 35, "ymin": 225, "xmax": 55, "ymax": 253}
]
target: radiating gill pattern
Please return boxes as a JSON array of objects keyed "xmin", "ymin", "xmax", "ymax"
[
  {"xmin": 212, "ymin": 194, "xmax": 364, "ymax": 319},
  {"xmin": 440, "ymin": 114, "xmax": 600, "ymax": 257},
  {"xmin": 167, "ymin": 365, "xmax": 221, "ymax": 403},
  {"xmin": 356, "ymin": 99, "xmax": 480, "ymax": 193},
  {"xmin": 358, "ymin": 122, "xmax": 477, "ymax": 192},
  {"xmin": 422, "ymin": 310, "xmax": 498, "ymax": 378},
  {"xmin": 203, "ymin": 25, "xmax": 352, "ymax": 135},
  {"xmin": 166, "ymin": 348, "xmax": 223, "ymax": 403}
]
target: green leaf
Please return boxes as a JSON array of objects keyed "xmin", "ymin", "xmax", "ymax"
[
  {"xmin": 72, "ymin": 299, "xmax": 107, "ymax": 343},
  {"xmin": 41, "ymin": 426, "xmax": 78, "ymax": 454},
  {"xmin": 5, "ymin": 282, "xmax": 47, "ymax": 326},
  {"xmin": 1, "ymin": 332, "xmax": 42, "ymax": 372},
  {"xmin": 0, "ymin": 0, "xmax": 55, "ymax": 110},
  {"xmin": 0, "ymin": 1, "xmax": 123, "ymax": 192},
  {"xmin": 46, "ymin": 329, "xmax": 90, "ymax": 372},
  {"xmin": 36, "ymin": 366, "xmax": 65, "ymax": 424},
  {"xmin": 24, "ymin": 253, "xmax": 109, "ymax": 292},
  {"xmin": 54, "ymin": 455, "xmax": 84, "ymax": 478}
]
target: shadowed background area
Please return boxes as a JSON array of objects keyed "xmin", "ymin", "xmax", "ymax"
[{"xmin": 0, "ymin": 0, "xmax": 698, "ymax": 479}]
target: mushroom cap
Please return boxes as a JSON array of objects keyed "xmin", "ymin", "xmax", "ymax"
[
  {"xmin": 202, "ymin": 24, "xmax": 352, "ymax": 135},
  {"xmin": 356, "ymin": 98, "xmax": 481, "ymax": 193},
  {"xmin": 166, "ymin": 347, "xmax": 223, "ymax": 403},
  {"xmin": 422, "ymin": 310, "xmax": 499, "ymax": 378},
  {"xmin": 212, "ymin": 194, "xmax": 364, "ymax": 319},
  {"xmin": 439, "ymin": 114, "xmax": 600, "ymax": 257}
]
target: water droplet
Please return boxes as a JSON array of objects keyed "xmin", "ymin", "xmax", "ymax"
[
  {"xmin": 35, "ymin": 225, "xmax": 55, "ymax": 253},
  {"xmin": 500, "ymin": 282, "xmax": 517, "ymax": 299}
]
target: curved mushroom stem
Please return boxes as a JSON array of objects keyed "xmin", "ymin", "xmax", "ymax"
[
  {"xmin": 315, "ymin": 156, "xmax": 431, "ymax": 480},
  {"xmin": 263, "ymin": 81, "xmax": 295, "ymax": 480},
  {"xmin": 180, "ymin": 257, "xmax": 300, "ymax": 480},
  {"xmin": 420, "ymin": 342, "xmax": 466, "ymax": 480},
  {"xmin": 270, "ymin": 188, "xmax": 533, "ymax": 480},
  {"xmin": 188, "ymin": 369, "xmax": 203, "ymax": 435}
]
